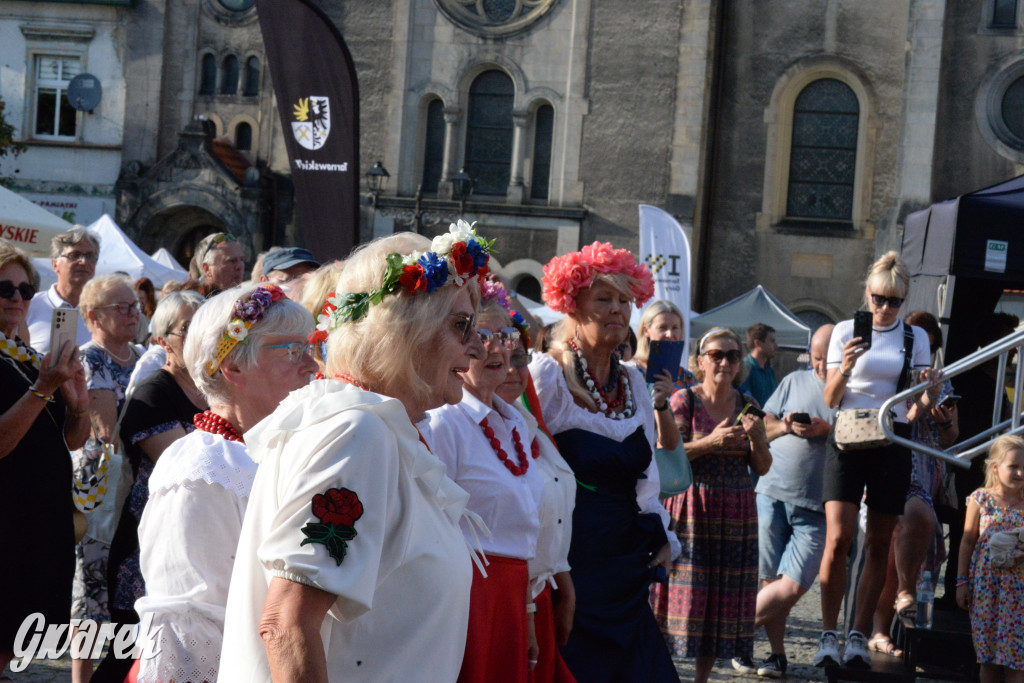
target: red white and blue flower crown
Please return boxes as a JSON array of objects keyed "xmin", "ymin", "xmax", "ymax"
[{"xmin": 318, "ymin": 220, "xmax": 493, "ymax": 331}]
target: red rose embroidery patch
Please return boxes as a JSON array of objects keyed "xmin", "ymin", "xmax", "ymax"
[{"xmin": 300, "ymin": 487, "xmax": 364, "ymax": 566}]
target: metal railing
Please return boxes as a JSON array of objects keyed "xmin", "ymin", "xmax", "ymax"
[{"xmin": 879, "ymin": 327, "xmax": 1024, "ymax": 468}]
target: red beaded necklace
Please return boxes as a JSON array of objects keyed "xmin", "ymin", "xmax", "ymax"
[
  {"xmin": 480, "ymin": 417, "xmax": 529, "ymax": 476},
  {"xmin": 194, "ymin": 410, "xmax": 245, "ymax": 443},
  {"xmin": 334, "ymin": 372, "xmax": 369, "ymax": 390},
  {"xmin": 531, "ymin": 437, "xmax": 541, "ymax": 460}
]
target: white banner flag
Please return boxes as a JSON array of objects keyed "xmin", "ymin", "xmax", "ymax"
[{"xmin": 638, "ymin": 204, "xmax": 693, "ymax": 361}]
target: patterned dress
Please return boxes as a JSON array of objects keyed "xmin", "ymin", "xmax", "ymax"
[
  {"xmin": 650, "ymin": 387, "xmax": 759, "ymax": 660},
  {"xmin": 968, "ymin": 488, "xmax": 1024, "ymax": 669}
]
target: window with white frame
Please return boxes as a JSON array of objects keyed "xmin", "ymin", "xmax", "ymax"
[{"xmin": 33, "ymin": 54, "xmax": 81, "ymax": 139}]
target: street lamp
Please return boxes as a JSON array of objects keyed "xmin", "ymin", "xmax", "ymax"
[
  {"xmin": 451, "ymin": 167, "xmax": 474, "ymax": 214},
  {"xmin": 365, "ymin": 161, "xmax": 390, "ymax": 207}
]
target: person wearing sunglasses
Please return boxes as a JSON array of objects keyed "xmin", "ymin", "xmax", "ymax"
[
  {"xmin": 129, "ymin": 283, "xmax": 315, "ymax": 683},
  {"xmin": 25, "ymin": 226, "xmax": 99, "ymax": 355},
  {"xmin": 650, "ymin": 326, "xmax": 771, "ymax": 683},
  {"xmin": 814, "ymin": 251, "xmax": 936, "ymax": 669},
  {"xmin": 422, "ymin": 278, "xmax": 545, "ymax": 682},
  {"xmin": 221, "ymin": 227, "xmax": 489, "ymax": 682},
  {"xmin": 0, "ymin": 240, "xmax": 89, "ymax": 678},
  {"xmin": 529, "ymin": 242, "xmax": 680, "ymax": 682}
]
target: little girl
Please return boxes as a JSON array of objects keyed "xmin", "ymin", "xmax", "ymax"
[{"xmin": 957, "ymin": 434, "xmax": 1024, "ymax": 683}]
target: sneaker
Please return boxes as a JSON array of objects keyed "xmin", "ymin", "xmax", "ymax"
[
  {"xmin": 757, "ymin": 653, "xmax": 788, "ymax": 678},
  {"xmin": 813, "ymin": 631, "xmax": 840, "ymax": 667},
  {"xmin": 732, "ymin": 656, "xmax": 758, "ymax": 674},
  {"xmin": 842, "ymin": 631, "xmax": 871, "ymax": 668}
]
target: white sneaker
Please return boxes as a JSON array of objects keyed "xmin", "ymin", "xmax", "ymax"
[
  {"xmin": 813, "ymin": 631, "xmax": 840, "ymax": 667},
  {"xmin": 842, "ymin": 631, "xmax": 871, "ymax": 668}
]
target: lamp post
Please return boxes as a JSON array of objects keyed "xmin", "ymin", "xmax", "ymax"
[
  {"xmin": 451, "ymin": 167, "xmax": 474, "ymax": 214},
  {"xmin": 365, "ymin": 160, "xmax": 389, "ymax": 207},
  {"xmin": 365, "ymin": 164, "xmax": 474, "ymax": 233}
]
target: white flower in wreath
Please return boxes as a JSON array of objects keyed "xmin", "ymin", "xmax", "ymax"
[
  {"xmin": 226, "ymin": 320, "xmax": 248, "ymax": 342},
  {"xmin": 449, "ymin": 219, "xmax": 475, "ymax": 243},
  {"xmin": 431, "ymin": 233, "xmax": 455, "ymax": 255},
  {"xmin": 402, "ymin": 250, "xmax": 424, "ymax": 267}
]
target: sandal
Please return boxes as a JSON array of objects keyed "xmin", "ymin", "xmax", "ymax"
[
  {"xmin": 894, "ymin": 595, "xmax": 916, "ymax": 620},
  {"xmin": 868, "ymin": 635, "xmax": 904, "ymax": 658}
]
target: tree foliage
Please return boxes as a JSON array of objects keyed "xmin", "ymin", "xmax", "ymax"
[{"xmin": 0, "ymin": 94, "xmax": 26, "ymax": 187}]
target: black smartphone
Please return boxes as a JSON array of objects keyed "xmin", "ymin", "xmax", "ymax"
[
  {"xmin": 939, "ymin": 394, "xmax": 961, "ymax": 409},
  {"xmin": 791, "ymin": 412, "xmax": 811, "ymax": 424},
  {"xmin": 853, "ymin": 310, "xmax": 873, "ymax": 349},
  {"xmin": 735, "ymin": 403, "xmax": 766, "ymax": 424}
]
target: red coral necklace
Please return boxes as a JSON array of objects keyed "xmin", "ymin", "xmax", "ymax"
[
  {"xmin": 480, "ymin": 417, "xmax": 529, "ymax": 476},
  {"xmin": 194, "ymin": 410, "xmax": 245, "ymax": 443},
  {"xmin": 335, "ymin": 372, "xmax": 369, "ymax": 390}
]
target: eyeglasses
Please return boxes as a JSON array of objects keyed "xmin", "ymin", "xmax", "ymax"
[
  {"xmin": 167, "ymin": 323, "xmax": 189, "ymax": 339},
  {"xmin": 98, "ymin": 301, "xmax": 140, "ymax": 315},
  {"xmin": 59, "ymin": 250, "xmax": 99, "ymax": 264},
  {"xmin": 870, "ymin": 293, "xmax": 905, "ymax": 309},
  {"xmin": 510, "ymin": 352, "xmax": 531, "ymax": 368},
  {"xmin": 264, "ymin": 341, "xmax": 314, "ymax": 363},
  {"xmin": 451, "ymin": 313, "xmax": 477, "ymax": 345},
  {"xmin": 0, "ymin": 280, "xmax": 36, "ymax": 301},
  {"xmin": 702, "ymin": 349, "xmax": 742, "ymax": 364},
  {"xmin": 477, "ymin": 327, "xmax": 520, "ymax": 350}
]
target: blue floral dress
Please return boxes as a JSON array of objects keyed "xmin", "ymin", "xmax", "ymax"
[{"xmin": 968, "ymin": 488, "xmax": 1024, "ymax": 669}]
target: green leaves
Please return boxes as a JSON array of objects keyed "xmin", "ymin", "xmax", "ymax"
[{"xmin": 300, "ymin": 521, "xmax": 359, "ymax": 566}]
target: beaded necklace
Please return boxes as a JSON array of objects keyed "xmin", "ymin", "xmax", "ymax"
[
  {"xmin": 568, "ymin": 340, "xmax": 634, "ymax": 419},
  {"xmin": 530, "ymin": 437, "xmax": 540, "ymax": 460},
  {"xmin": 334, "ymin": 372, "xmax": 369, "ymax": 390},
  {"xmin": 480, "ymin": 417, "xmax": 530, "ymax": 476},
  {"xmin": 193, "ymin": 410, "xmax": 245, "ymax": 443}
]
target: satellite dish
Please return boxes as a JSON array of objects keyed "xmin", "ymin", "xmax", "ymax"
[{"xmin": 67, "ymin": 73, "xmax": 102, "ymax": 112}]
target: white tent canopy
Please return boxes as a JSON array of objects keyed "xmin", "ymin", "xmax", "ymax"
[
  {"xmin": 689, "ymin": 285, "xmax": 811, "ymax": 350},
  {"xmin": 30, "ymin": 215, "xmax": 188, "ymax": 292},
  {"xmin": 0, "ymin": 185, "xmax": 74, "ymax": 257},
  {"xmin": 151, "ymin": 247, "xmax": 186, "ymax": 272}
]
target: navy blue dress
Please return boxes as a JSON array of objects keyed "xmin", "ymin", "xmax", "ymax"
[{"xmin": 554, "ymin": 426, "xmax": 680, "ymax": 682}]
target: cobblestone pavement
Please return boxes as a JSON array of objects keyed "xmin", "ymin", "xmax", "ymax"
[{"xmin": 4, "ymin": 575, "xmax": 952, "ymax": 682}]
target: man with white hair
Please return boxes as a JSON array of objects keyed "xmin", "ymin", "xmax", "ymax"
[
  {"xmin": 193, "ymin": 232, "xmax": 244, "ymax": 297},
  {"xmin": 26, "ymin": 226, "xmax": 99, "ymax": 354}
]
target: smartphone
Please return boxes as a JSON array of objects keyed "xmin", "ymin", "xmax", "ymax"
[
  {"xmin": 644, "ymin": 339, "xmax": 685, "ymax": 384},
  {"xmin": 791, "ymin": 412, "xmax": 811, "ymax": 424},
  {"xmin": 49, "ymin": 308, "xmax": 79, "ymax": 367},
  {"xmin": 853, "ymin": 310, "xmax": 873, "ymax": 349},
  {"xmin": 735, "ymin": 403, "xmax": 766, "ymax": 424},
  {"xmin": 939, "ymin": 394, "xmax": 961, "ymax": 409}
]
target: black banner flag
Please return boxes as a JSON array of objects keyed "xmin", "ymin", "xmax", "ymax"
[{"xmin": 255, "ymin": 0, "xmax": 360, "ymax": 261}]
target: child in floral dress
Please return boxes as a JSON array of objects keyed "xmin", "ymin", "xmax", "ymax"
[{"xmin": 956, "ymin": 434, "xmax": 1024, "ymax": 683}]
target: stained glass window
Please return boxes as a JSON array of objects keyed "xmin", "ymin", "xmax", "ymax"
[
  {"xmin": 531, "ymin": 104, "xmax": 553, "ymax": 200},
  {"xmin": 786, "ymin": 78, "xmax": 859, "ymax": 222},
  {"xmin": 422, "ymin": 99, "xmax": 446, "ymax": 194},
  {"xmin": 465, "ymin": 71, "xmax": 514, "ymax": 197},
  {"xmin": 993, "ymin": 0, "xmax": 1018, "ymax": 27}
]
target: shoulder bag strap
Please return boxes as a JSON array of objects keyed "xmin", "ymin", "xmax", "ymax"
[{"xmin": 895, "ymin": 322, "xmax": 915, "ymax": 394}]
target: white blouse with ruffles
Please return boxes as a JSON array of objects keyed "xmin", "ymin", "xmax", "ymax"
[
  {"xmin": 219, "ymin": 380, "xmax": 475, "ymax": 682},
  {"xmin": 529, "ymin": 353, "xmax": 681, "ymax": 559}
]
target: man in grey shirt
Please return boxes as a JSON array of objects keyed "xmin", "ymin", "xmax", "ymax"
[{"xmin": 734, "ymin": 324, "xmax": 834, "ymax": 678}]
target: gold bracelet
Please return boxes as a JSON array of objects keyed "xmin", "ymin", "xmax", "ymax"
[{"xmin": 28, "ymin": 384, "xmax": 55, "ymax": 403}]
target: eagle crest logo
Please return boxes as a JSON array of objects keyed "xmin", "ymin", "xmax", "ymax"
[{"xmin": 292, "ymin": 96, "xmax": 330, "ymax": 151}]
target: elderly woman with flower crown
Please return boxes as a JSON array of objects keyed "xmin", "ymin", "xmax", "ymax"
[
  {"xmin": 420, "ymin": 277, "xmax": 546, "ymax": 683},
  {"xmin": 529, "ymin": 242, "xmax": 681, "ymax": 682},
  {"xmin": 129, "ymin": 283, "xmax": 316, "ymax": 683},
  {"xmin": 220, "ymin": 224, "xmax": 490, "ymax": 682}
]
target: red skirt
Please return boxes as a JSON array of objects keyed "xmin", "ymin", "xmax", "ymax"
[
  {"xmin": 529, "ymin": 584, "xmax": 577, "ymax": 683},
  {"xmin": 459, "ymin": 555, "xmax": 530, "ymax": 683}
]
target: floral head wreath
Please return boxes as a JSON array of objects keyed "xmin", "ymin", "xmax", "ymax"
[
  {"xmin": 206, "ymin": 283, "xmax": 287, "ymax": 376},
  {"xmin": 509, "ymin": 308, "xmax": 531, "ymax": 349},
  {"xmin": 541, "ymin": 241, "xmax": 654, "ymax": 315},
  {"xmin": 481, "ymin": 277, "xmax": 511, "ymax": 313},
  {"xmin": 318, "ymin": 220, "xmax": 493, "ymax": 331}
]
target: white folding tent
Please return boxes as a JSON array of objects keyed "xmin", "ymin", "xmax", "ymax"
[
  {"xmin": 0, "ymin": 185, "xmax": 75, "ymax": 257},
  {"xmin": 151, "ymin": 247, "xmax": 186, "ymax": 272}
]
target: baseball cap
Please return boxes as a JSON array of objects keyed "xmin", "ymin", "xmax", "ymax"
[{"xmin": 262, "ymin": 247, "xmax": 320, "ymax": 274}]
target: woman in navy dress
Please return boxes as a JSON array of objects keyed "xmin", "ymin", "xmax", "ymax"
[{"xmin": 530, "ymin": 242, "xmax": 680, "ymax": 682}]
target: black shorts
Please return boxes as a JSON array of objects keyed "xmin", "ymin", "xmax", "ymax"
[{"xmin": 822, "ymin": 422, "xmax": 912, "ymax": 516}]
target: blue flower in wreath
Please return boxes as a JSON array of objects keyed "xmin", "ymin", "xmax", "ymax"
[
  {"xmin": 418, "ymin": 252, "xmax": 450, "ymax": 292},
  {"xmin": 465, "ymin": 239, "xmax": 488, "ymax": 271}
]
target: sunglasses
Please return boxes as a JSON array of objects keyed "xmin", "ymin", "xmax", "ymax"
[
  {"xmin": 264, "ymin": 341, "xmax": 314, "ymax": 363},
  {"xmin": 702, "ymin": 349, "xmax": 742, "ymax": 364},
  {"xmin": 98, "ymin": 301, "xmax": 141, "ymax": 316},
  {"xmin": 477, "ymin": 327, "xmax": 520, "ymax": 350},
  {"xmin": 0, "ymin": 280, "xmax": 36, "ymax": 301},
  {"xmin": 869, "ymin": 293, "xmax": 904, "ymax": 309},
  {"xmin": 451, "ymin": 313, "xmax": 477, "ymax": 345}
]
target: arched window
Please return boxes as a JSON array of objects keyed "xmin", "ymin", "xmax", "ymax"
[
  {"xmin": 465, "ymin": 70, "xmax": 514, "ymax": 197},
  {"xmin": 243, "ymin": 57, "xmax": 260, "ymax": 96},
  {"xmin": 235, "ymin": 122, "xmax": 252, "ymax": 151},
  {"xmin": 531, "ymin": 104, "xmax": 553, "ymax": 200},
  {"xmin": 786, "ymin": 78, "xmax": 858, "ymax": 222},
  {"xmin": 422, "ymin": 99, "xmax": 445, "ymax": 194},
  {"xmin": 993, "ymin": 0, "xmax": 1018, "ymax": 27},
  {"xmin": 514, "ymin": 274, "xmax": 541, "ymax": 302},
  {"xmin": 221, "ymin": 54, "xmax": 239, "ymax": 95},
  {"xmin": 199, "ymin": 54, "xmax": 216, "ymax": 96}
]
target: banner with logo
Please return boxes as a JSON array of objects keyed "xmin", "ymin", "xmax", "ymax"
[
  {"xmin": 639, "ymin": 204, "xmax": 693, "ymax": 360},
  {"xmin": 255, "ymin": 0, "xmax": 360, "ymax": 260}
]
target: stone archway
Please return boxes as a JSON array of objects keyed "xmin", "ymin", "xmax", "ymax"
[{"xmin": 140, "ymin": 205, "xmax": 226, "ymax": 267}]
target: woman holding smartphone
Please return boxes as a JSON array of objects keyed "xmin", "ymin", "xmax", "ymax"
[
  {"xmin": 650, "ymin": 326, "xmax": 771, "ymax": 683},
  {"xmin": 814, "ymin": 252, "xmax": 936, "ymax": 668}
]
